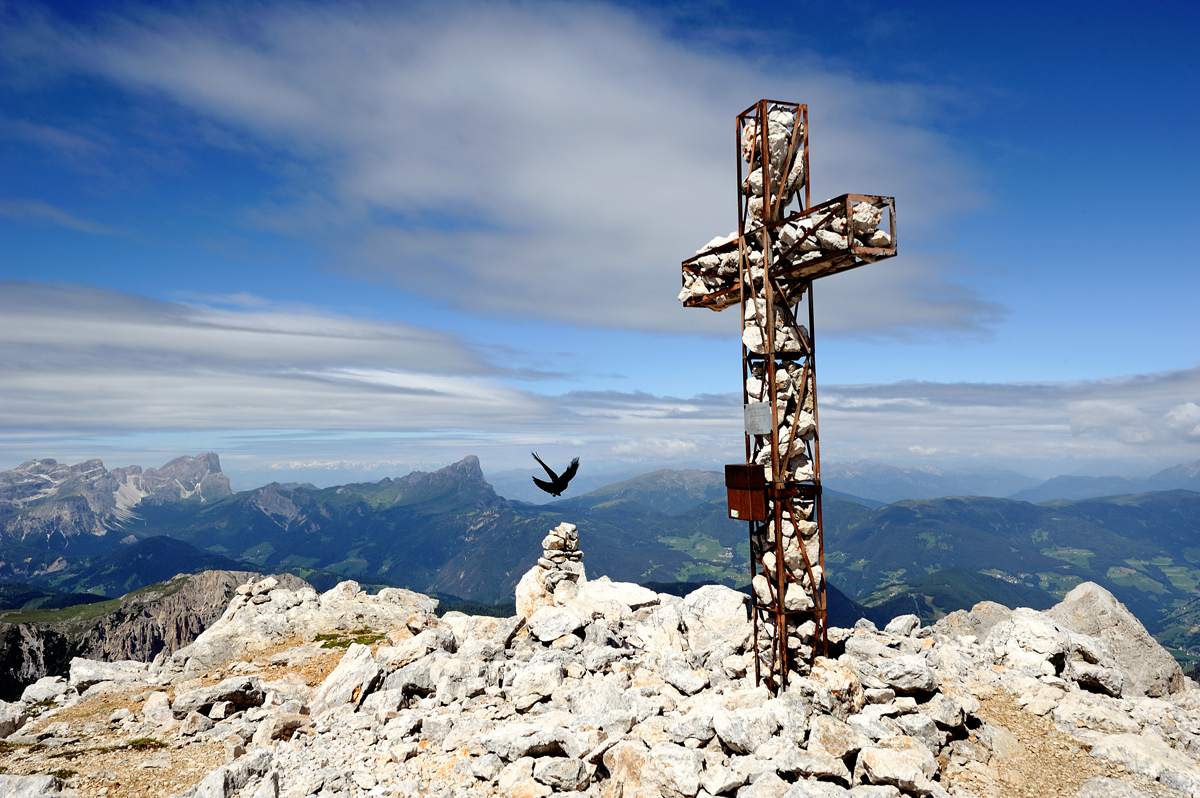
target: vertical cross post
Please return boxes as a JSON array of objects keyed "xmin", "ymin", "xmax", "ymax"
[{"xmin": 679, "ymin": 99, "xmax": 897, "ymax": 693}]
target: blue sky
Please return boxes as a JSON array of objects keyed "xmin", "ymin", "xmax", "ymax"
[{"xmin": 1, "ymin": 0, "xmax": 1197, "ymax": 489}]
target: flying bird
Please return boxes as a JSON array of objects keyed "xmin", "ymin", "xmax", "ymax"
[{"xmin": 531, "ymin": 452, "xmax": 580, "ymax": 497}]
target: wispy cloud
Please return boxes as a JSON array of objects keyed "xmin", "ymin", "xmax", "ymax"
[
  {"xmin": 0, "ymin": 198, "xmax": 116, "ymax": 235},
  {"xmin": 11, "ymin": 0, "xmax": 993, "ymax": 336},
  {"xmin": 1, "ymin": 282, "xmax": 1194, "ymax": 479}
]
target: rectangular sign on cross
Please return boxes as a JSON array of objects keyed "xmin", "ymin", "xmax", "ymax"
[{"xmin": 678, "ymin": 100, "xmax": 897, "ymax": 692}]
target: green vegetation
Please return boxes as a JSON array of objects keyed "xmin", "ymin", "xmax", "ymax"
[
  {"xmin": 1105, "ymin": 566, "xmax": 1168, "ymax": 594},
  {"xmin": 1040, "ymin": 547, "xmax": 1095, "ymax": 569},
  {"xmin": 314, "ymin": 627, "xmax": 385, "ymax": 649}
]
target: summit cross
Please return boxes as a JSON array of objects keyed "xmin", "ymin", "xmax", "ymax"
[{"xmin": 678, "ymin": 100, "xmax": 897, "ymax": 692}]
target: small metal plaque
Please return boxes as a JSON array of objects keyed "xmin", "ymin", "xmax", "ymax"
[{"xmin": 743, "ymin": 402, "xmax": 773, "ymax": 435}]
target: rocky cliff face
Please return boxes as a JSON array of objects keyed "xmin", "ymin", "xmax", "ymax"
[
  {"xmin": 1, "ymin": 527, "xmax": 1198, "ymax": 798},
  {"xmin": 0, "ymin": 453, "xmax": 232, "ymax": 546},
  {"xmin": 0, "ymin": 569, "xmax": 306, "ymax": 700}
]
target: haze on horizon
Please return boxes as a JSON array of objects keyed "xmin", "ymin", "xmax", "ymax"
[{"xmin": 1, "ymin": 0, "xmax": 1197, "ymax": 488}]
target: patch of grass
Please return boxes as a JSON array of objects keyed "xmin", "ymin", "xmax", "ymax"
[
  {"xmin": 1105, "ymin": 566, "xmax": 1168, "ymax": 594},
  {"xmin": 49, "ymin": 769, "xmax": 76, "ymax": 779},
  {"xmin": 1160, "ymin": 566, "xmax": 1200, "ymax": 592},
  {"xmin": 1040, "ymin": 547, "xmax": 1095, "ymax": 570},
  {"xmin": 315, "ymin": 628, "xmax": 384, "ymax": 649},
  {"xmin": 125, "ymin": 738, "xmax": 167, "ymax": 750},
  {"xmin": 28, "ymin": 699, "xmax": 57, "ymax": 718}
]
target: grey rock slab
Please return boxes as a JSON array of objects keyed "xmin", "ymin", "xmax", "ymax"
[
  {"xmin": 527, "ymin": 606, "xmax": 585, "ymax": 643},
  {"xmin": 713, "ymin": 706, "xmax": 780, "ymax": 754},
  {"xmin": 577, "ymin": 578, "xmax": 660, "ymax": 611},
  {"xmin": 772, "ymin": 746, "xmax": 851, "ymax": 783},
  {"xmin": 661, "ymin": 653, "xmax": 710, "ymax": 696},
  {"xmin": 808, "ymin": 715, "xmax": 869, "ymax": 759},
  {"xmin": 533, "ymin": 756, "xmax": 590, "ymax": 791},
  {"xmin": 180, "ymin": 710, "xmax": 214, "ymax": 736},
  {"xmin": 679, "ymin": 585, "xmax": 751, "ymax": 655},
  {"xmin": 173, "ymin": 676, "xmax": 266, "ymax": 718},
  {"xmin": 668, "ymin": 707, "xmax": 716, "ymax": 744},
  {"xmin": 507, "ymin": 661, "xmax": 564, "ymax": 703},
  {"xmin": 192, "ymin": 749, "xmax": 272, "ymax": 798},
  {"xmin": 737, "ymin": 771, "xmax": 789, "ymax": 798},
  {"xmin": 1053, "ymin": 692, "xmax": 1139, "ymax": 734},
  {"xmin": 883, "ymin": 615, "xmax": 920, "ymax": 637},
  {"xmin": 471, "ymin": 752, "xmax": 503, "ymax": 781},
  {"xmin": 1161, "ymin": 770, "xmax": 1200, "ymax": 795},
  {"xmin": 250, "ymin": 713, "xmax": 312, "ymax": 745},
  {"xmin": 855, "ymin": 743, "xmax": 937, "ymax": 794},
  {"xmin": 1076, "ymin": 776, "xmax": 1156, "ymax": 798},
  {"xmin": 479, "ymin": 722, "xmax": 585, "ymax": 761},
  {"xmin": 848, "ymin": 787, "xmax": 899, "ymax": 798},
  {"xmin": 917, "ymin": 692, "xmax": 964, "ymax": 729},
  {"xmin": 309, "ymin": 643, "xmax": 379, "ymax": 717},
  {"xmin": 20, "ymin": 676, "xmax": 69, "ymax": 704},
  {"xmin": 0, "ymin": 700, "xmax": 30, "ymax": 739},
  {"xmin": 783, "ymin": 782, "xmax": 853, "ymax": 798},
  {"xmin": 874, "ymin": 656, "xmax": 937, "ymax": 693},
  {"xmin": 649, "ymin": 742, "xmax": 704, "ymax": 797},
  {"xmin": 702, "ymin": 764, "xmax": 745, "ymax": 796},
  {"xmin": 68, "ymin": 657, "xmax": 149, "ymax": 691},
  {"xmin": 1046, "ymin": 581, "xmax": 1185, "ymax": 698},
  {"xmin": 1089, "ymin": 732, "xmax": 1199, "ymax": 779},
  {"xmin": 0, "ymin": 774, "xmax": 65, "ymax": 796}
]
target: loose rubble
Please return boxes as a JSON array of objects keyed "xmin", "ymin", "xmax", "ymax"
[{"xmin": 1, "ymin": 528, "xmax": 1198, "ymax": 798}]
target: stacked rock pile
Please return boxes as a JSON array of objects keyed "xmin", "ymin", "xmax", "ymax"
[
  {"xmin": 538, "ymin": 522, "xmax": 585, "ymax": 590},
  {"xmin": 3, "ymin": 567, "xmax": 1200, "ymax": 798},
  {"xmin": 517, "ymin": 522, "xmax": 587, "ymax": 619}
]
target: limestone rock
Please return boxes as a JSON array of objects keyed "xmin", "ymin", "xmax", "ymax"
[
  {"xmin": 0, "ymin": 700, "xmax": 29, "ymax": 739},
  {"xmin": 1045, "ymin": 581, "xmax": 1184, "ymax": 697},
  {"xmin": 713, "ymin": 707, "xmax": 779, "ymax": 754},
  {"xmin": 309, "ymin": 644, "xmax": 379, "ymax": 717},
  {"xmin": 68, "ymin": 657, "xmax": 149, "ymax": 691},
  {"xmin": 180, "ymin": 710, "xmax": 214, "ymax": 736},
  {"xmin": 173, "ymin": 676, "xmax": 266, "ymax": 718},
  {"xmin": 0, "ymin": 774, "xmax": 64, "ymax": 796},
  {"xmin": 172, "ymin": 579, "xmax": 435, "ymax": 670},
  {"xmin": 516, "ymin": 566, "xmax": 555, "ymax": 620},
  {"xmin": 876, "ymin": 656, "xmax": 937, "ymax": 693},
  {"xmin": 808, "ymin": 715, "xmax": 868, "ymax": 759},
  {"xmin": 1089, "ymin": 732, "xmax": 1200, "ymax": 779},
  {"xmin": 533, "ymin": 756, "xmax": 589, "ymax": 791},
  {"xmin": 1076, "ymin": 777, "xmax": 1155, "ymax": 798},
  {"xmin": 526, "ymin": 606, "xmax": 584, "ymax": 643},
  {"xmin": 20, "ymin": 676, "xmax": 70, "ymax": 704}
]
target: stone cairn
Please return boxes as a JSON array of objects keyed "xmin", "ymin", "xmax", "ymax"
[{"xmin": 537, "ymin": 521, "xmax": 585, "ymax": 591}]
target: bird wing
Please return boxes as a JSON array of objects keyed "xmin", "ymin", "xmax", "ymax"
[
  {"xmin": 561, "ymin": 457, "xmax": 580, "ymax": 485},
  {"xmin": 532, "ymin": 476, "xmax": 557, "ymax": 494},
  {"xmin": 531, "ymin": 451, "xmax": 560, "ymax": 480}
]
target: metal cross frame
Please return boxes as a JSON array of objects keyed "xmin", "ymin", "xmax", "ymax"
[{"xmin": 679, "ymin": 100, "xmax": 897, "ymax": 692}]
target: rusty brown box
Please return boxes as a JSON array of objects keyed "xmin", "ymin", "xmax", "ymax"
[{"xmin": 725, "ymin": 464, "xmax": 767, "ymax": 521}]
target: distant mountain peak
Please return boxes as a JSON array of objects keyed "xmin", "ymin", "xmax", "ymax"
[{"xmin": 0, "ymin": 453, "xmax": 233, "ymax": 546}]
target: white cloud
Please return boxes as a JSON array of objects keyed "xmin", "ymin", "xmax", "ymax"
[
  {"xmin": 611, "ymin": 437, "xmax": 699, "ymax": 459},
  {"xmin": 2, "ymin": 282, "xmax": 1195, "ymax": 480},
  {"xmin": 23, "ymin": 0, "xmax": 991, "ymax": 336},
  {"xmin": 0, "ymin": 198, "xmax": 116, "ymax": 235},
  {"xmin": 1166, "ymin": 402, "xmax": 1200, "ymax": 441}
]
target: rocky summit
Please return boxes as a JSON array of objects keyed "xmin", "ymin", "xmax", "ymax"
[{"xmin": 2, "ymin": 527, "xmax": 1200, "ymax": 798}]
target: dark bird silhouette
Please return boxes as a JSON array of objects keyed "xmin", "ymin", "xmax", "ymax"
[{"xmin": 531, "ymin": 452, "xmax": 580, "ymax": 497}]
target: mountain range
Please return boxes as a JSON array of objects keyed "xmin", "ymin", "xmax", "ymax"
[
  {"xmin": 822, "ymin": 459, "xmax": 1200, "ymax": 504},
  {"xmin": 4, "ymin": 452, "xmax": 1200, "ymax": 664}
]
